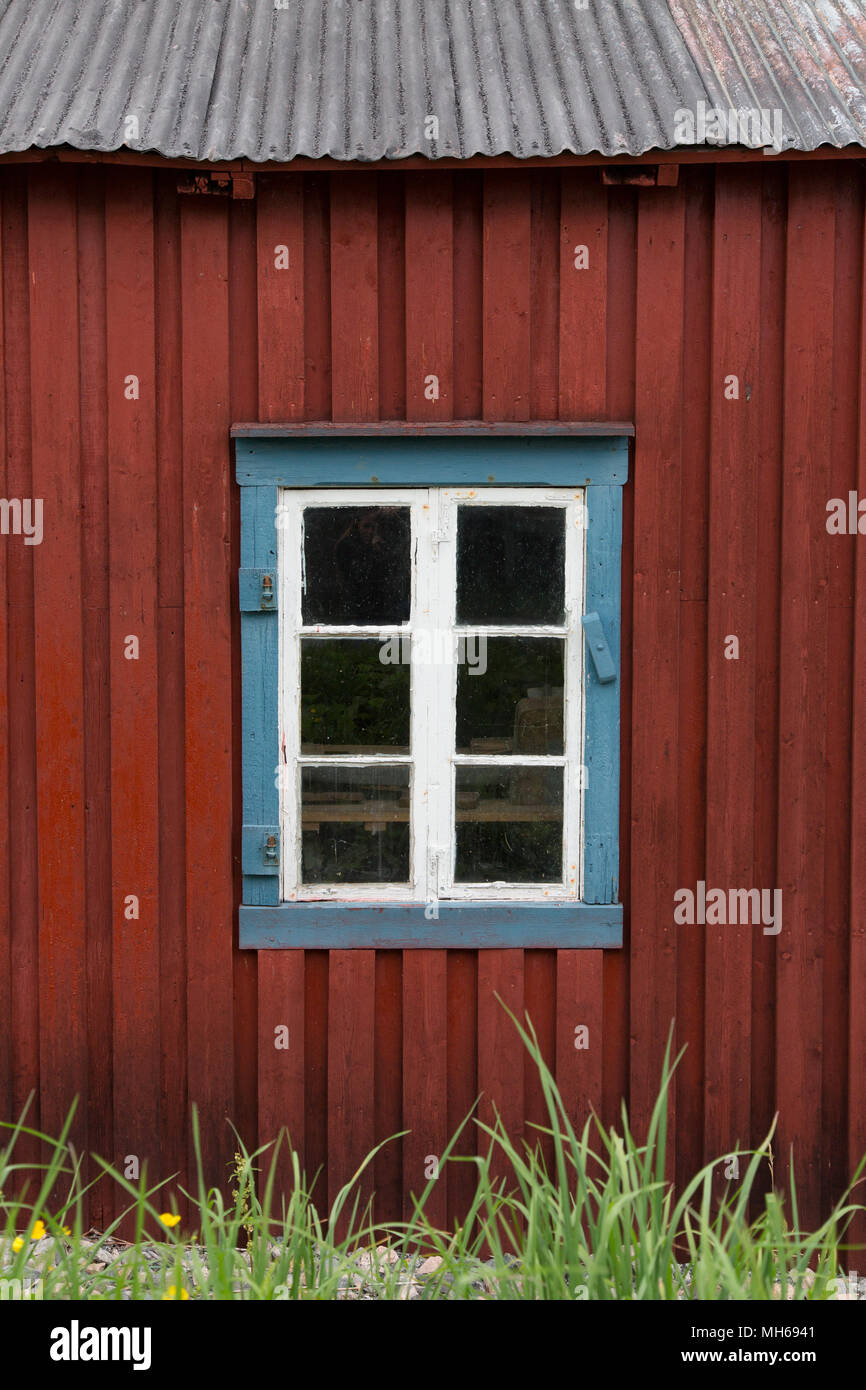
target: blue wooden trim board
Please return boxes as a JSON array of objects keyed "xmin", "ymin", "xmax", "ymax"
[
  {"xmin": 235, "ymin": 434, "xmax": 628, "ymax": 488},
  {"xmin": 236, "ymin": 434, "xmax": 626, "ymax": 947},
  {"xmin": 240, "ymin": 903, "xmax": 623, "ymax": 949}
]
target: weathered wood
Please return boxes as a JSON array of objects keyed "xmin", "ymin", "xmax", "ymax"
[
  {"xmin": 0, "ymin": 160, "xmax": 863, "ymax": 1237},
  {"xmin": 776, "ymin": 166, "xmax": 835, "ymax": 1232},
  {"xmin": 704, "ymin": 167, "xmax": 762, "ymax": 1180},
  {"xmin": 180, "ymin": 195, "xmax": 235, "ymax": 1193},
  {"xmin": 28, "ymin": 167, "xmax": 88, "ymax": 1169},
  {"xmin": 629, "ymin": 184, "xmax": 686, "ymax": 1152},
  {"xmin": 106, "ymin": 170, "xmax": 161, "ymax": 1200}
]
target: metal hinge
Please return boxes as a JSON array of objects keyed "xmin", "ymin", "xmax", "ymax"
[
  {"xmin": 239, "ymin": 568, "xmax": 277, "ymax": 611},
  {"xmin": 242, "ymin": 825, "xmax": 280, "ymax": 875}
]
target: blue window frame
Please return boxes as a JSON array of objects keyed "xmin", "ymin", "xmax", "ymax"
[{"xmin": 235, "ymin": 429, "xmax": 628, "ymax": 949}]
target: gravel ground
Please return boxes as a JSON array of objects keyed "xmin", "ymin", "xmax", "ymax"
[{"xmin": 0, "ymin": 1232, "xmax": 855, "ymax": 1300}]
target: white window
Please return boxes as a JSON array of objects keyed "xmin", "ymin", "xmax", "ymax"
[{"xmin": 277, "ymin": 487, "xmax": 585, "ymax": 905}]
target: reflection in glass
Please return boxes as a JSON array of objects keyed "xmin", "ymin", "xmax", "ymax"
[
  {"xmin": 301, "ymin": 638, "xmax": 410, "ymax": 753},
  {"xmin": 456, "ymin": 637, "xmax": 564, "ymax": 754},
  {"xmin": 302, "ymin": 507, "xmax": 411, "ymax": 624},
  {"xmin": 301, "ymin": 764, "xmax": 411, "ymax": 883},
  {"xmin": 457, "ymin": 506, "xmax": 565, "ymax": 624},
  {"xmin": 454, "ymin": 766, "xmax": 563, "ymax": 882}
]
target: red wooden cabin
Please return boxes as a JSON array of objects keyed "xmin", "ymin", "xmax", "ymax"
[{"xmin": 0, "ymin": 0, "xmax": 864, "ymax": 1237}]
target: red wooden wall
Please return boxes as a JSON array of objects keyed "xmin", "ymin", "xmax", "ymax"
[{"xmin": 0, "ymin": 159, "xmax": 864, "ymax": 1236}]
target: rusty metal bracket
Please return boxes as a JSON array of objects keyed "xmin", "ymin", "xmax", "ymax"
[
  {"xmin": 177, "ymin": 171, "xmax": 255, "ymax": 199},
  {"xmin": 600, "ymin": 164, "xmax": 679, "ymax": 187}
]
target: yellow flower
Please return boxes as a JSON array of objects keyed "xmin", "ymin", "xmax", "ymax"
[
  {"xmin": 30, "ymin": 1220, "xmax": 46, "ymax": 1240},
  {"xmin": 162, "ymin": 1285, "xmax": 189, "ymax": 1301},
  {"xmin": 158, "ymin": 1212, "xmax": 181, "ymax": 1228},
  {"xmin": 61, "ymin": 1226, "xmax": 71, "ymax": 1237},
  {"xmin": 12, "ymin": 1236, "xmax": 24, "ymax": 1253}
]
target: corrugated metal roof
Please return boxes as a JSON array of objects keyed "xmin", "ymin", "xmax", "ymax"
[
  {"xmin": 0, "ymin": 0, "xmax": 863, "ymax": 163},
  {"xmin": 669, "ymin": 0, "xmax": 866, "ymax": 151}
]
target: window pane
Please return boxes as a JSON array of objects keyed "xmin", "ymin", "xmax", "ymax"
[
  {"xmin": 456, "ymin": 636, "xmax": 564, "ymax": 754},
  {"xmin": 301, "ymin": 638, "xmax": 410, "ymax": 754},
  {"xmin": 454, "ymin": 766, "xmax": 563, "ymax": 883},
  {"xmin": 456, "ymin": 506, "xmax": 565, "ymax": 625},
  {"xmin": 301, "ymin": 765, "xmax": 410, "ymax": 883},
  {"xmin": 302, "ymin": 506, "xmax": 411, "ymax": 625}
]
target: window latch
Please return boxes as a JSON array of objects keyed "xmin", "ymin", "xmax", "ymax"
[{"xmin": 581, "ymin": 612, "xmax": 616, "ymax": 683}]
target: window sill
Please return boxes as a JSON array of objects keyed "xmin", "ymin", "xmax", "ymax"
[{"xmin": 239, "ymin": 901, "xmax": 623, "ymax": 949}]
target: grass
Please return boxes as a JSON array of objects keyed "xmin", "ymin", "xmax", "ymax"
[{"xmin": 1, "ymin": 1012, "xmax": 863, "ymax": 1300}]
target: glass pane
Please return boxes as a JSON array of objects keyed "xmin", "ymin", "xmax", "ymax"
[
  {"xmin": 301, "ymin": 765, "xmax": 410, "ymax": 883},
  {"xmin": 456, "ymin": 506, "xmax": 565, "ymax": 625},
  {"xmin": 301, "ymin": 638, "xmax": 410, "ymax": 754},
  {"xmin": 456, "ymin": 637, "xmax": 564, "ymax": 754},
  {"xmin": 302, "ymin": 506, "xmax": 411, "ymax": 625},
  {"xmin": 454, "ymin": 766, "xmax": 563, "ymax": 883}
]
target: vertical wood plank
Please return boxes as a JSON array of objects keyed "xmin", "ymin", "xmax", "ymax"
[
  {"xmin": 28, "ymin": 166, "xmax": 88, "ymax": 1160},
  {"xmin": 776, "ymin": 166, "xmax": 835, "ymax": 1231},
  {"xmin": 3, "ymin": 174, "xmax": 39, "ymax": 1174},
  {"xmin": 675, "ymin": 166, "xmax": 712, "ymax": 1192},
  {"xmin": 256, "ymin": 176, "xmax": 304, "ymax": 421},
  {"xmin": 303, "ymin": 175, "xmax": 332, "ymax": 421},
  {"xmin": 304, "ymin": 950, "xmax": 329, "ymax": 1207},
  {"xmin": 0, "ymin": 179, "xmax": 9, "ymax": 1125},
  {"xmin": 330, "ymin": 175, "xmax": 378, "ymax": 422},
  {"xmin": 555, "ymin": 950, "xmax": 603, "ymax": 1137},
  {"xmin": 374, "ymin": 951, "xmax": 403, "ymax": 1223},
  {"xmin": 704, "ymin": 168, "xmax": 762, "ymax": 1176},
  {"xmin": 750, "ymin": 166, "xmax": 786, "ymax": 1212},
  {"xmin": 402, "ymin": 952, "xmax": 448, "ymax": 1227},
  {"xmin": 630, "ymin": 185, "xmax": 686, "ymax": 1150},
  {"xmin": 822, "ymin": 168, "xmax": 859, "ymax": 1214},
  {"xmin": 256, "ymin": 175, "xmax": 306, "ymax": 1192},
  {"xmin": 180, "ymin": 197, "xmax": 235, "ymax": 1193},
  {"xmin": 559, "ymin": 175, "xmax": 607, "ymax": 418},
  {"xmin": 850, "ymin": 186, "xmax": 866, "ymax": 1251},
  {"xmin": 155, "ymin": 172, "xmax": 189, "ymax": 1215},
  {"xmin": 405, "ymin": 172, "xmax": 453, "ymax": 420},
  {"xmin": 446, "ymin": 950, "xmax": 477, "ymax": 1230},
  {"xmin": 483, "ymin": 172, "xmax": 531, "ymax": 421},
  {"xmin": 477, "ymin": 955, "xmax": 524, "ymax": 1176},
  {"xmin": 328, "ymin": 951, "xmax": 376, "ymax": 1212},
  {"xmin": 530, "ymin": 171, "xmax": 560, "ymax": 421},
  {"xmin": 106, "ymin": 170, "xmax": 161, "ymax": 1196},
  {"xmin": 377, "ymin": 176, "xmax": 406, "ymax": 421},
  {"xmin": 523, "ymin": 949, "xmax": 556, "ymax": 1174},
  {"xmin": 453, "ymin": 174, "xmax": 483, "ymax": 421},
  {"xmin": 78, "ymin": 168, "xmax": 113, "ymax": 1230}
]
